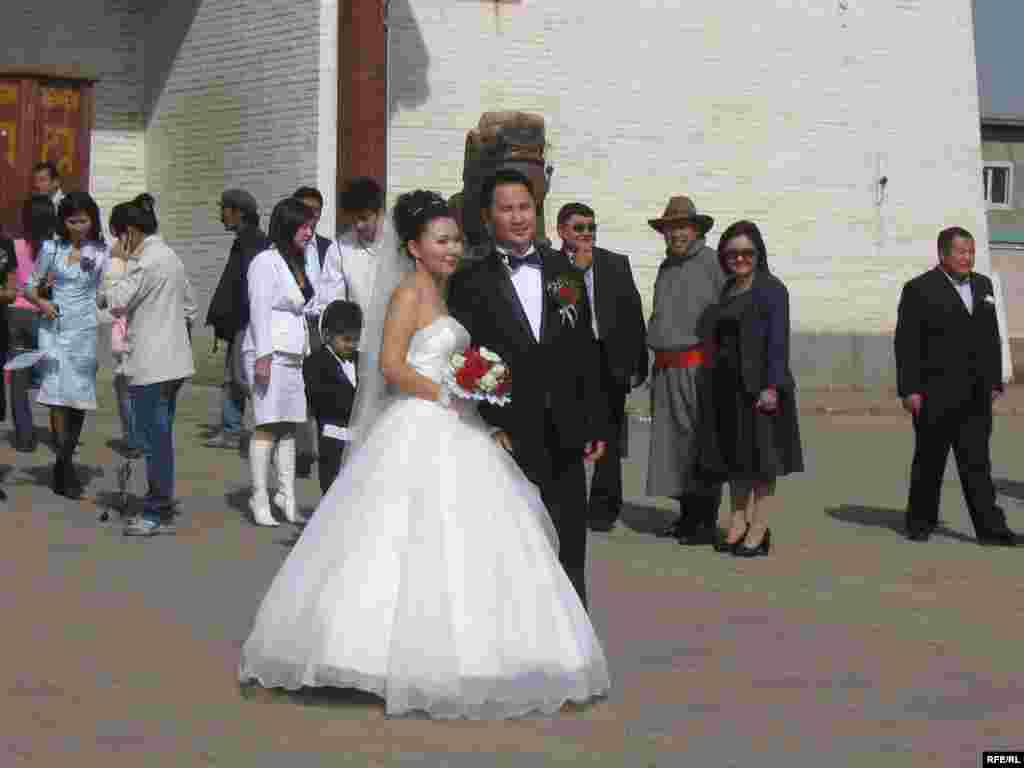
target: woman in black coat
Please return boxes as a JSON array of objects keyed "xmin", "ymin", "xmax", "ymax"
[{"xmin": 703, "ymin": 220, "xmax": 803, "ymax": 556}]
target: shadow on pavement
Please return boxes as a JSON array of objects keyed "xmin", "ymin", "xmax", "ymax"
[
  {"xmin": 825, "ymin": 505, "xmax": 976, "ymax": 543},
  {"xmin": 620, "ymin": 501, "xmax": 676, "ymax": 535},
  {"xmin": 238, "ymin": 682, "xmax": 386, "ymax": 713}
]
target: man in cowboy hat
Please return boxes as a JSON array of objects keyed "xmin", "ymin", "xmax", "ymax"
[{"xmin": 646, "ymin": 195, "xmax": 726, "ymax": 544}]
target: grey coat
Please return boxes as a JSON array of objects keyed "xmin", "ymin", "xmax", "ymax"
[{"xmin": 102, "ymin": 235, "xmax": 197, "ymax": 386}]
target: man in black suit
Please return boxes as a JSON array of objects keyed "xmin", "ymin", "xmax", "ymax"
[
  {"xmin": 557, "ymin": 203, "xmax": 648, "ymax": 532},
  {"xmin": 448, "ymin": 169, "xmax": 611, "ymax": 609},
  {"xmin": 895, "ymin": 226, "xmax": 1017, "ymax": 546}
]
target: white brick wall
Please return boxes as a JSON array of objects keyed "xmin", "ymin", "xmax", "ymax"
[
  {"xmin": 2, "ymin": 0, "xmax": 147, "ymax": 230},
  {"xmin": 143, "ymin": 0, "xmax": 337, "ymax": 320},
  {"xmin": 387, "ymin": 0, "xmax": 988, "ymax": 334}
]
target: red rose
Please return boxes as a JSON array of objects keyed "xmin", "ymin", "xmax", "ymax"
[
  {"xmin": 559, "ymin": 285, "xmax": 576, "ymax": 303},
  {"xmin": 462, "ymin": 355, "xmax": 489, "ymax": 379},
  {"xmin": 456, "ymin": 368, "xmax": 478, "ymax": 390}
]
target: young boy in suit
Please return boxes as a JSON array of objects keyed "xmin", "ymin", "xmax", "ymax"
[{"xmin": 303, "ymin": 300, "xmax": 362, "ymax": 495}]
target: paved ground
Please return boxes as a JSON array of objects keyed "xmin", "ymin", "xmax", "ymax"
[{"xmin": 5, "ymin": 376, "xmax": 1024, "ymax": 767}]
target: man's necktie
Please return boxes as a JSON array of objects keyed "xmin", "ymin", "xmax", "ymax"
[{"xmin": 505, "ymin": 251, "xmax": 543, "ymax": 270}]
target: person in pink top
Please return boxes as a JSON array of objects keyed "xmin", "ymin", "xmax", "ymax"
[{"xmin": 7, "ymin": 195, "xmax": 56, "ymax": 452}]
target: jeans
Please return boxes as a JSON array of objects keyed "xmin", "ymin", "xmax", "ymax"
[
  {"xmin": 222, "ymin": 338, "xmax": 246, "ymax": 436},
  {"xmin": 7, "ymin": 308, "xmax": 39, "ymax": 448},
  {"xmin": 130, "ymin": 379, "xmax": 184, "ymax": 521},
  {"xmin": 222, "ymin": 384, "xmax": 246, "ymax": 435}
]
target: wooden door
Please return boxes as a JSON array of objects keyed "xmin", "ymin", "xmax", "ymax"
[{"xmin": 0, "ymin": 70, "xmax": 96, "ymax": 234}]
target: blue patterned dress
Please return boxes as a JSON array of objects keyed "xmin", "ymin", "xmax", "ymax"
[{"xmin": 33, "ymin": 240, "xmax": 110, "ymax": 410}]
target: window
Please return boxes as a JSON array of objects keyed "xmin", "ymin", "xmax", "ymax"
[{"xmin": 983, "ymin": 162, "xmax": 1013, "ymax": 209}]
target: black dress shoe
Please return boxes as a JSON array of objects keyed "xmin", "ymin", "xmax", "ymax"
[
  {"xmin": 906, "ymin": 528, "xmax": 932, "ymax": 542},
  {"xmin": 655, "ymin": 519, "xmax": 685, "ymax": 538},
  {"xmin": 977, "ymin": 530, "xmax": 1018, "ymax": 547},
  {"xmin": 588, "ymin": 520, "xmax": 616, "ymax": 532},
  {"xmin": 733, "ymin": 528, "xmax": 771, "ymax": 557},
  {"xmin": 678, "ymin": 525, "xmax": 714, "ymax": 546}
]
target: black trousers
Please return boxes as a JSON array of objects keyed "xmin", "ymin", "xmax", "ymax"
[
  {"xmin": 587, "ymin": 346, "xmax": 627, "ymax": 526},
  {"xmin": 907, "ymin": 387, "xmax": 1007, "ymax": 536},
  {"xmin": 523, "ymin": 414, "xmax": 589, "ymax": 609},
  {"xmin": 316, "ymin": 429, "xmax": 345, "ymax": 495}
]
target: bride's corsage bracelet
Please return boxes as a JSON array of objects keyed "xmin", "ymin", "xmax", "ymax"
[{"xmin": 444, "ymin": 346, "xmax": 512, "ymax": 407}]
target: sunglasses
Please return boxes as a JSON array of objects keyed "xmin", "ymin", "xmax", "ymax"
[
  {"xmin": 723, "ymin": 248, "xmax": 757, "ymax": 261},
  {"xmin": 572, "ymin": 222, "xmax": 597, "ymax": 234}
]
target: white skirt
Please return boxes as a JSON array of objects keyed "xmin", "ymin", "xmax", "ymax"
[{"xmin": 244, "ymin": 350, "xmax": 308, "ymax": 426}]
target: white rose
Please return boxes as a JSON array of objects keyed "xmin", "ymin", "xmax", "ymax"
[
  {"xmin": 479, "ymin": 347, "xmax": 501, "ymax": 363},
  {"xmin": 479, "ymin": 372, "xmax": 498, "ymax": 392},
  {"xmin": 450, "ymin": 353, "xmax": 466, "ymax": 369}
]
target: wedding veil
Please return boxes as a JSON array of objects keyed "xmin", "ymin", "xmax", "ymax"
[{"xmin": 344, "ymin": 212, "xmax": 412, "ymax": 460}]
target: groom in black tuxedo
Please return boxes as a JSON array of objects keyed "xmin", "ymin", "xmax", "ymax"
[
  {"xmin": 448, "ymin": 169, "xmax": 610, "ymax": 608},
  {"xmin": 895, "ymin": 226, "xmax": 1017, "ymax": 546}
]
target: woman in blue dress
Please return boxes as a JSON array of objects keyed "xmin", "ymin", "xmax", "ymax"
[{"xmin": 26, "ymin": 191, "xmax": 109, "ymax": 499}]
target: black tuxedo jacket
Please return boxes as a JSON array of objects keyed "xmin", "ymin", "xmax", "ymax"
[
  {"xmin": 895, "ymin": 267, "xmax": 1002, "ymax": 408},
  {"xmin": 303, "ymin": 348, "xmax": 358, "ymax": 428},
  {"xmin": 448, "ymin": 246, "xmax": 611, "ymax": 475},
  {"xmin": 566, "ymin": 246, "xmax": 648, "ymax": 388}
]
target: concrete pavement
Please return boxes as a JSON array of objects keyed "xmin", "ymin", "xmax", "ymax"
[{"xmin": 5, "ymin": 379, "xmax": 1024, "ymax": 767}]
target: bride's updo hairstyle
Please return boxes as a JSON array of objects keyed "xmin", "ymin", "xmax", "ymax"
[{"xmin": 393, "ymin": 190, "xmax": 454, "ymax": 257}]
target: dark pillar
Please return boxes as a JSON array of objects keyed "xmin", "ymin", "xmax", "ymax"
[{"xmin": 337, "ymin": 0, "xmax": 388, "ymax": 220}]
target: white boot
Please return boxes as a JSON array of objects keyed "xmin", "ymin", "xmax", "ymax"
[
  {"xmin": 249, "ymin": 438, "xmax": 279, "ymax": 527},
  {"xmin": 273, "ymin": 434, "xmax": 305, "ymax": 524}
]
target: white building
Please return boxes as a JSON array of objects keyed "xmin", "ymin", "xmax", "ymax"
[{"xmin": 2, "ymin": 0, "xmax": 989, "ymax": 387}]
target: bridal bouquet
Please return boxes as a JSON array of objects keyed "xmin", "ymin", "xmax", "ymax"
[{"xmin": 444, "ymin": 346, "xmax": 512, "ymax": 406}]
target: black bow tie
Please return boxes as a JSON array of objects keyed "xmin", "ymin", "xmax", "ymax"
[{"xmin": 504, "ymin": 250, "xmax": 543, "ymax": 270}]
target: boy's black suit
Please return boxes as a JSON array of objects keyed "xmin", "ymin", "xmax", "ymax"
[{"xmin": 303, "ymin": 348, "xmax": 358, "ymax": 494}]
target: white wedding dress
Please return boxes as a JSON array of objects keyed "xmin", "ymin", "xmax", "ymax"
[{"xmin": 238, "ymin": 316, "xmax": 610, "ymax": 719}]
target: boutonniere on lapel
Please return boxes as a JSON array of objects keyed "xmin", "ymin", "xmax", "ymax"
[
  {"xmin": 984, "ymin": 294, "xmax": 996, "ymax": 305},
  {"xmin": 546, "ymin": 273, "xmax": 584, "ymax": 328}
]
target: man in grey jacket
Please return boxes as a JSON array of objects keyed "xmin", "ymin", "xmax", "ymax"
[{"xmin": 646, "ymin": 196, "xmax": 725, "ymax": 545}]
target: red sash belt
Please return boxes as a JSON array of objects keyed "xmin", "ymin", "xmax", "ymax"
[{"xmin": 653, "ymin": 344, "xmax": 706, "ymax": 370}]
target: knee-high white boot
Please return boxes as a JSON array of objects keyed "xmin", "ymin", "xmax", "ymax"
[
  {"xmin": 249, "ymin": 438, "xmax": 279, "ymax": 527},
  {"xmin": 273, "ymin": 434, "xmax": 305, "ymax": 524}
]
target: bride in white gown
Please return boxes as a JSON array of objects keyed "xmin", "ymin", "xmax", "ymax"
[{"xmin": 238, "ymin": 190, "xmax": 610, "ymax": 719}]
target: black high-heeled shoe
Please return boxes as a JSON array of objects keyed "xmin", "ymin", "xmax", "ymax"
[
  {"xmin": 715, "ymin": 525, "xmax": 748, "ymax": 553},
  {"xmin": 734, "ymin": 528, "xmax": 771, "ymax": 557}
]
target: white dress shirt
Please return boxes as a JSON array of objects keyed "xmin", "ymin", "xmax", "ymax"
[
  {"xmin": 498, "ymin": 244, "xmax": 543, "ymax": 341},
  {"xmin": 317, "ymin": 231, "xmax": 379, "ymax": 314},
  {"xmin": 942, "ymin": 268, "xmax": 973, "ymax": 314},
  {"xmin": 340, "ymin": 358, "xmax": 357, "ymax": 387},
  {"xmin": 582, "ymin": 265, "xmax": 599, "ymax": 338}
]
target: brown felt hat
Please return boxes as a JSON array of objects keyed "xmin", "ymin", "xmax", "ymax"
[{"xmin": 648, "ymin": 195, "xmax": 714, "ymax": 235}]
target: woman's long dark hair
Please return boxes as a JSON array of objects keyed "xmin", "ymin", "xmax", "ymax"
[
  {"xmin": 56, "ymin": 191, "xmax": 105, "ymax": 244},
  {"xmin": 268, "ymin": 196, "xmax": 314, "ymax": 273},
  {"xmin": 717, "ymin": 220, "xmax": 770, "ymax": 275},
  {"xmin": 21, "ymin": 194, "xmax": 57, "ymax": 260}
]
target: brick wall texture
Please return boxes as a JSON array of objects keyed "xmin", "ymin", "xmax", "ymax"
[{"xmin": 5, "ymin": 0, "xmax": 988, "ymax": 339}]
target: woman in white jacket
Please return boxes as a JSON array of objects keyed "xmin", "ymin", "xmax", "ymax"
[{"xmin": 244, "ymin": 198, "xmax": 317, "ymax": 526}]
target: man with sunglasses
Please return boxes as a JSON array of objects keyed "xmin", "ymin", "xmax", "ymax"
[
  {"xmin": 646, "ymin": 195, "xmax": 726, "ymax": 545},
  {"xmin": 558, "ymin": 203, "xmax": 647, "ymax": 532}
]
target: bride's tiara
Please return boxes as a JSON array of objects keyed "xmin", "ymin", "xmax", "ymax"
[{"xmin": 410, "ymin": 196, "xmax": 448, "ymax": 217}]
